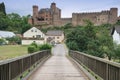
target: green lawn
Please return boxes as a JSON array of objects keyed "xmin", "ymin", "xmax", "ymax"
[{"xmin": 0, "ymin": 45, "xmax": 28, "ymax": 60}]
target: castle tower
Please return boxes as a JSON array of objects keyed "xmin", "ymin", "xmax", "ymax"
[
  {"xmin": 50, "ymin": 2, "xmax": 61, "ymax": 26},
  {"xmin": 51, "ymin": 2, "xmax": 56, "ymax": 12},
  {"xmin": 33, "ymin": 5, "xmax": 38, "ymax": 17},
  {"xmin": 109, "ymin": 8, "xmax": 118, "ymax": 24},
  {"xmin": 33, "ymin": 5, "xmax": 38, "ymax": 25},
  {"xmin": 72, "ymin": 13, "xmax": 78, "ymax": 26}
]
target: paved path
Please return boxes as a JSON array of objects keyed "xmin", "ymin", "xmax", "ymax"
[{"xmin": 27, "ymin": 44, "xmax": 88, "ymax": 80}]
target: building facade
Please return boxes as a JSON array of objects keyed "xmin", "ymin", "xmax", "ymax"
[
  {"xmin": 22, "ymin": 27, "xmax": 45, "ymax": 45},
  {"xmin": 45, "ymin": 30, "xmax": 64, "ymax": 44},
  {"xmin": 29, "ymin": 3, "xmax": 119, "ymax": 26}
]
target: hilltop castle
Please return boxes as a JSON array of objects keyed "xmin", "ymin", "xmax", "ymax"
[{"xmin": 28, "ymin": 2, "xmax": 120, "ymax": 27}]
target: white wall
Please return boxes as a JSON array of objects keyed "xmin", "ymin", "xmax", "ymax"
[
  {"xmin": 22, "ymin": 40, "xmax": 45, "ymax": 45},
  {"xmin": 45, "ymin": 34, "xmax": 64, "ymax": 43},
  {"xmin": 113, "ymin": 30, "xmax": 120, "ymax": 44},
  {"xmin": 23, "ymin": 27, "xmax": 45, "ymax": 38}
]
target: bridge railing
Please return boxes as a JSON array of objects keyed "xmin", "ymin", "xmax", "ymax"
[
  {"xmin": 0, "ymin": 50, "xmax": 51, "ymax": 80},
  {"xmin": 69, "ymin": 50, "xmax": 120, "ymax": 80}
]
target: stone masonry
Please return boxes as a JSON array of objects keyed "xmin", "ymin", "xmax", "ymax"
[{"xmin": 28, "ymin": 2, "xmax": 119, "ymax": 27}]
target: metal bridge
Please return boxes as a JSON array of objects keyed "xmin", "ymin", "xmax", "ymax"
[{"xmin": 0, "ymin": 44, "xmax": 120, "ymax": 80}]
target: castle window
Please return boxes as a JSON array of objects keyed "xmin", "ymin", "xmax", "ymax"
[
  {"xmin": 46, "ymin": 18, "xmax": 48, "ymax": 20},
  {"xmin": 37, "ymin": 17, "xmax": 44, "ymax": 21}
]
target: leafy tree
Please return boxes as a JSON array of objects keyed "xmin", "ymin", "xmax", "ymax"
[
  {"xmin": 66, "ymin": 20, "xmax": 114, "ymax": 59},
  {"xmin": 0, "ymin": 12, "xmax": 9, "ymax": 30},
  {"xmin": 6, "ymin": 36, "xmax": 21, "ymax": 44},
  {"xmin": 66, "ymin": 41, "xmax": 79, "ymax": 51},
  {"xmin": 0, "ymin": 2, "xmax": 6, "ymax": 15}
]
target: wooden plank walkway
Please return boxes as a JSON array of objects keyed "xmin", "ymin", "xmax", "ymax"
[{"xmin": 27, "ymin": 56, "xmax": 89, "ymax": 80}]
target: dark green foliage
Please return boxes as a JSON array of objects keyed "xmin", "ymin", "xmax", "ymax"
[
  {"xmin": 6, "ymin": 36, "xmax": 21, "ymax": 44},
  {"xmin": 62, "ymin": 23, "xmax": 72, "ymax": 29},
  {"xmin": 66, "ymin": 41, "xmax": 79, "ymax": 51},
  {"xmin": 0, "ymin": 12, "xmax": 31, "ymax": 34},
  {"xmin": 116, "ymin": 20, "xmax": 120, "ymax": 25},
  {"xmin": 66, "ymin": 20, "xmax": 114, "ymax": 59},
  {"xmin": 28, "ymin": 42, "xmax": 38, "ymax": 53},
  {"xmin": 31, "ymin": 42, "xmax": 38, "ymax": 48},
  {"xmin": 28, "ymin": 46, "xmax": 36, "ymax": 53},
  {"xmin": 39, "ymin": 44, "xmax": 52, "ymax": 50},
  {"xmin": 113, "ymin": 44, "xmax": 120, "ymax": 62},
  {"xmin": 0, "ymin": 2, "xmax": 6, "ymax": 15},
  {"xmin": 0, "ymin": 12, "xmax": 8, "ymax": 30},
  {"xmin": 28, "ymin": 43, "xmax": 52, "ymax": 53}
]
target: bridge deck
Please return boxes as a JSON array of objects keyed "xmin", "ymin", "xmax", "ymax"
[
  {"xmin": 27, "ymin": 56, "xmax": 89, "ymax": 80},
  {"xmin": 27, "ymin": 44, "xmax": 89, "ymax": 80}
]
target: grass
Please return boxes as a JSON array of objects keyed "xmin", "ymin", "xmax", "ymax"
[{"xmin": 0, "ymin": 45, "xmax": 28, "ymax": 60}]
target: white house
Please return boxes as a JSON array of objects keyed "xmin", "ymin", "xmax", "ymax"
[
  {"xmin": 45, "ymin": 30, "xmax": 64, "ymax": 44},
  {"xmin": 22, "ymin": 27, "xmax": 45, "ymax": 45},
  {"xmin": 111, "ymin": 26, "xmax": 120, "ymax": 44}
]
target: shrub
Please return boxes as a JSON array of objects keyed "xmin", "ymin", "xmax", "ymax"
[
  {"xmin": 28, "ymin": 46, "xmax": 36, "ymax": 53},
  {"xmin": 39, "ymin": 44, "xmax": 52, "ymax": 50},
  {"xmin": 31, "ymin": 42, "xmax": 38, "ymax": 48},
  {"xmin": 28, "ymin": 43, "xmax": 52, "ymax": 54}
]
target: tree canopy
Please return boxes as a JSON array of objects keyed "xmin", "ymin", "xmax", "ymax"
[
  {"xmin": 66, "ymin": 20, "xmax": 114, "ymax": 59},
  {"xmin": 0, "ymin": 2, "xmax": 6, "ymax": 15}
]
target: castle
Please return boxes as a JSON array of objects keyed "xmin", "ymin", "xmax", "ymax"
[{"xmin": 28, "ymin": 2, "xmax": 120, "ymax": 27}]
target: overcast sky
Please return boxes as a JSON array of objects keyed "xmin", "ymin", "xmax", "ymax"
[{"xmin": 0, "ymin": 0, "xmax": 120, "ymax": 18}]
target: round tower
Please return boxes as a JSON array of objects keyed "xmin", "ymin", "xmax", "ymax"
[
  {"xmin": 50, "ymin": 2, "xmax": 56, "ymax": 12},
  {"xmin": 33, "ymin": 5, "xmax": 38, "ymax": 18}
]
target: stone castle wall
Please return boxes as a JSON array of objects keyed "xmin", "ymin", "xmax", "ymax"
[
  {"xmin": 72, "ymin": 8, "xmax": 118, "ymax": 26},
  {"xmin": 61, "ymin": 18, "xmax": 72, "ymax": 26},
  {"xmin": 29, "ymin": 3, "xmax": 119, "ymax": 27}
]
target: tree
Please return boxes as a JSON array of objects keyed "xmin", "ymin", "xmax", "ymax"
[
  {"xmin": 0, "ymin": 12, "xmax": 9, "ymax": 30},
  {"xmin": 66, "ymin": 20, "xmax": 114, "ymax": 59},
  {"xmin": 116, "ymin": 20, "xmax": 120, "ymax": 25},
  {"xmin": 0, "ymin": 2, "xmax": 6, "ymax": 15},
  {"xmin": 6, "ymin": 36, "xmax": 21, "ymax": 44}
]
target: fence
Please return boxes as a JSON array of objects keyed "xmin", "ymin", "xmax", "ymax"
[
  {"xmin": 69, "ymin": 50, "xmax": 120, "ymax": 80},
  {"xmin": 0, "ymin": 50, "xmax": 51, "ymax": 80}
]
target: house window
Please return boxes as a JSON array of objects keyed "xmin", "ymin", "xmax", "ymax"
[
  {"xmin": 33, "ymin": 36, "xmax": 35, "ymax": 38},
  {"xmin": 36, "ymin": 35, "xmax": 41, "ymax": 39},
  {"xmin": 57, "ymin": 37, "xmax": 59, "ymax": 39}
]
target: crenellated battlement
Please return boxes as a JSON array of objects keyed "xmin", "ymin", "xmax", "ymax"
[
  {"xmin": 29, "ymin": 2, "xmax": 119, "ymax": 27},
  {"xmin": 72, "ymin": 9, "xmax": 112, "ymax": 16}
]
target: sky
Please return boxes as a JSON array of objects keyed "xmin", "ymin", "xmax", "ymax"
[{"xmin": 0, "ymin": 0, "xmax": 120, "ymax": 18}]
